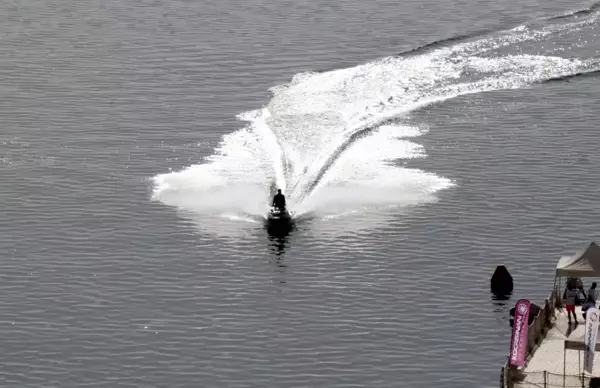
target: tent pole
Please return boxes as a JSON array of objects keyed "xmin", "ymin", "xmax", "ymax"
[
  {"xmin": 559, "ymin": 276, "xmax": 563, "ymax": 306},
  {"xmin": 553, "ymin": 275, "xmax": 558, "ymax": 307}
]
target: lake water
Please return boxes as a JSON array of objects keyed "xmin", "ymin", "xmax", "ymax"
[{"xmin": 1, "ymin": 0, "xmax": 600, "ymax": 387}]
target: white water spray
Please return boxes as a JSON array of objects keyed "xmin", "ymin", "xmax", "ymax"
[{"xmin": 152, "ymin": 10, "xmax": 600, "ymax": 228}]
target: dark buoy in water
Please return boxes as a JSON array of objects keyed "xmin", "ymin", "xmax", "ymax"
[{"xmin": 491, "ymin": 265, "xmax": 513, "ymax": 299}]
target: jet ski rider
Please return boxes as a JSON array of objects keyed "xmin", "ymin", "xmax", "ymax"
[{"xmin": 272, "ymin": 189, "xmax": 286, "ymax": 211}]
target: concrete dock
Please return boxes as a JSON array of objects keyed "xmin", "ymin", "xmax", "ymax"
[
  {"xmin": 512, "ymin": 304, "xmax": 600, "ymax": 387},
  {"xmin": 499, "ymin": 243, "xmax": 600, "ymax": 387}
]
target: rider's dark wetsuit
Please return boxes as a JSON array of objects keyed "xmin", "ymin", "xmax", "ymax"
[{"xmin": 272, "ymin": 192, "xmax": 286, "ymax": 210}]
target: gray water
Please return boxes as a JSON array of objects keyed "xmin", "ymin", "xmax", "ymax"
[{"xmin": 2, "ymin": 0, "xmax": 600, "ymax": 387}]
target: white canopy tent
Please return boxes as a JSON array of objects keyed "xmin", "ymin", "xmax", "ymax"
[{"xmin": 556, "ymin": 242, "xmax": 600, "ymax": 277}]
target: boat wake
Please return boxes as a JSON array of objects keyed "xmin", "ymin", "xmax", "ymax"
[{"xmin": 152, "ymin": 6, "xmax": 600, "ymax": 232}]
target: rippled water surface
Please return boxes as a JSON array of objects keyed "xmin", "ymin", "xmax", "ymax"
[{"xmin": 2, "ymin": 0, "xmax": 600, "ymax": 387}]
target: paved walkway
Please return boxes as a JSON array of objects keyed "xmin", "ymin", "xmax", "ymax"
[{"xmin": 515, "ymin": 305, "xmax": 600, "ymax": 387}]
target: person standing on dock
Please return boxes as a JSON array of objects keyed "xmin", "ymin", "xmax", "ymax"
[
  {"xmin": 583, "ymin": 295, "xmax": 596, "ymax": 320},
  {"xmin": 564, "ymin": 284, "xmax": 584, "ymax": 324}
]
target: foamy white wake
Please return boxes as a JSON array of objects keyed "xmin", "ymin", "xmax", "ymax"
[{"xmin": 152, "ymin": 10, "xmax": 599, "ymax": 227}]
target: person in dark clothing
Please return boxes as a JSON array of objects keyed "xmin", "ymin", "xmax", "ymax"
[
  {"xmin": 589, "ymin": 282, "xmax": 598, "ymax": 303},
  {"xmin": 583, "ymin": 295, "xmax": 596, "ymax": 320},
  {"xmin": 272, "ymin": 189, "xmax": 286, "ymax": 210}
]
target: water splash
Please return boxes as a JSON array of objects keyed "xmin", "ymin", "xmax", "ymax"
[{"xmin": 152, "ymin": 9, "xmax": 600, "ymax": 229}]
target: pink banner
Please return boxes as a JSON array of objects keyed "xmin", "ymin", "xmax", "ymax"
[{"xmin": 509, "ymin": 299, "xmax": 531, "ymax": 366}]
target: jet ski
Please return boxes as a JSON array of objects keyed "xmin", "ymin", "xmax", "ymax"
[{"xmin": 267, "ymin": 206, "xmax": 293, "ymax": 223}]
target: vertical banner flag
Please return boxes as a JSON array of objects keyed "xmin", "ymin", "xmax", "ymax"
[
  {"xmin": 509, "ymin": 299, "xmax": 531, "ymax": 366},
  {"xmin": 584, "ymin": 307, "xmax": 600, "ymax": 374}
]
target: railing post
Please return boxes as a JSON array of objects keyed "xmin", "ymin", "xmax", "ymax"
[
  {"xmin": 500, "ymin": 356, "xmax": 510, "ymax": 388},
  {"xmin": 543, "ymin": 370, "xmax": 547, "ymax": 388}
]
